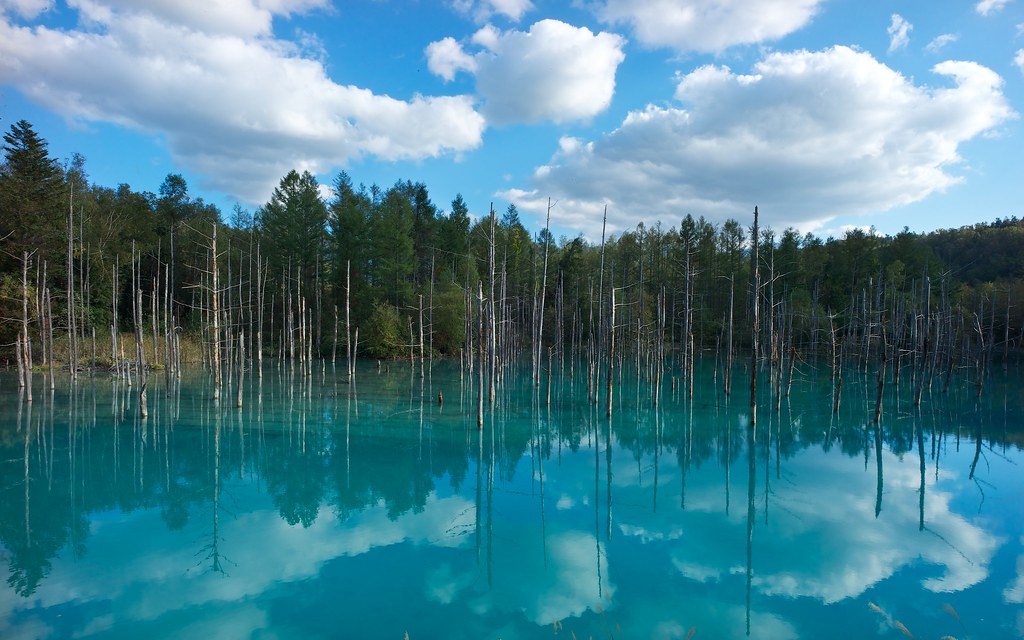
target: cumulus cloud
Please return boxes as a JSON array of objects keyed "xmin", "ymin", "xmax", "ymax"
[
  {"xmin": 596, "ymin": 431, "xmax": 1001, "ymax": 607},
  {"xmin": 425, "ymin": 20, "xmax": 626, "ymax": 125},
  {"xmin": 976, "ymin": 0, "xmax": 1012, "ymax": 15},
  {"xmin": 450, "ymin": 0, "xmax": 533, "ymax": 22},
  {"xmin": 1016, "ymin": 49, "xmax": 1024, "ymax": 75},
  {"xmin": 590, "ymin": 0, "xmax": 824, "ymax": 53},
  {"xmin": 926, "ymin": 33, "xmax": 958, "ymax": 54},
  {"xmin": 69, "ymin": 0, "xmax": 331, "ymax": 38},
  {"xmin": 887, "ymin": 14, "xmax": 912, "ymax": 53},
  {"xmin": 0, "ymin": 0, "xmax": 52, "ymax": 19},
  {"xmin": 426, "ymin": 36, "xmax": 479, "ymax": 81},
  {"xmin": 0, "ymin": 491, "xmax": 475, "ymax": 638},
  {"xmin": 500, "ymin": 46, "xmax": 1015, "ymax": 238},
  {"xmin": 1006, "ymin": 540, "xmax": 1024, "ymax": 603},
  {"xmin": 0, "ymin": 1, "xmax": 484, "ymax": 203}
]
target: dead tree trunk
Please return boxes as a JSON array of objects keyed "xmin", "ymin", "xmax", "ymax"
[
  {"xmin": 133, "ymin": 244, "xmax": 148, "ymax": 418},
  {"xmin": 750, "ymin": 207, "xmax": 760, "ymax": 428},
  {"xmin": 212, "ymin": 225, "xmax": 222, "ymax": 402},
  {"xmin": 535, "ymin": 199, "xmax": 552, "ymax": 387},
  {"xmin": 21, "ymin": 251, "xmax": 32, "ymax": 402},
  {"xmin": 607, "ymin": 286, "xmax": 616, "ymax": 418}
]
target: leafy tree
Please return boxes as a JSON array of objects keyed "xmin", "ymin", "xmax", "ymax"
[{"xmin": 364, "ymin": 301, "xmax": 405, "ymax": 358}]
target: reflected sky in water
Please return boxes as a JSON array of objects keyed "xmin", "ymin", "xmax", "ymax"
[{"xmin": 1, "ymin": 360, "xmax": 1022, "ymax": 639}]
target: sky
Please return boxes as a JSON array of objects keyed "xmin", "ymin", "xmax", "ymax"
[{"xmin": 0, "ymin": 0, "xmax": 1021, "ymax": 241}]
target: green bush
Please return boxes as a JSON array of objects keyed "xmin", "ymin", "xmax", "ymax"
[{"xmin": 364, "ymin": 302, "xmax": 405, "ymax": 359}]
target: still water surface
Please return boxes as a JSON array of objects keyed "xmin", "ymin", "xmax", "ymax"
[{"xmin": 1, "ymin": 360, "xmax": 1022, "ymax": 639}]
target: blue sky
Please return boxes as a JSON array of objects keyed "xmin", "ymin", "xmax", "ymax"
[{"xmin": 0, "ymin": 0, "xmax": 1021, "ymax": 241}]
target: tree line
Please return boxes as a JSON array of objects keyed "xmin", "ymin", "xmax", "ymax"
[{"xmin": 2, "ymin": 119, "xmax": 1022, "ymax": 375}]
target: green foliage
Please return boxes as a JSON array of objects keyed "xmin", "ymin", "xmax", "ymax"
[
  {"xmin": 431, "ymin": 283, "xmax": 467, "ymax": 355},
  {"xmin": 435, "ymin": 194, "xmax": 472, "ymax": 283},
  {"xmin": 924, "ymin": 217, "xmax": 1024, "ymax": 284},
  {"xmin": 364, "ymin": 302, "xmax": 405, "ymax": 359},
  {"xmin": 0, "ymin": 120, "xmax": 63, "ymax": 273},
  {"xmin": 258, "ymin": 169, "xmax": 328, "ymax": 297},
  {"xmin": 2, "ymin": 119, "xmax": 1023, "ymax": 364},
  {"xmin": 369, "ymin": 185, "xmax": 415, "ymax": 307}
]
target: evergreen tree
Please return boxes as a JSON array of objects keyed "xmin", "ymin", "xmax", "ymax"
[
  {"xmin": 436, "ymin": 193, "xmax": 471, "ymax": 281},
  {"xmin": 258, "ymin": 170, "xmax": 328, "ymax": 297},
  {"xmin": 0, "ymin": 120, "xmax": 62, "ymax": 272},
  {"xmin": 368, "ymin": 184, "xmax": 415, "ymax": 307},
  {"xmin": 328, "ymin": 171, "xmax": 371, "ymax": 319}
]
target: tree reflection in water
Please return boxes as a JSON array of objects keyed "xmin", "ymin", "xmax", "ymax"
[{"xmin": 0, "ymin": 359, "xmax": 1021, "ymax": 639}]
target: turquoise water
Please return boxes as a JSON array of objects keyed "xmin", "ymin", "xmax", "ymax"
[{"xmin": 1, "ymin": 359, "xmax": 1022, "ymax": 639}]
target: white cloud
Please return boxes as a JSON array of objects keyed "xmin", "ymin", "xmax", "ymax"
[
  {"xmin": 0, "ymin": 491, "xmax": 475, "ymax": 638},
  {"xmin": 602, "ymin": 438, "xmax": 1001, "ymax": 607},
  {"xmin": 70, "ymin": 0, "xmax": 329, "ymax": 38},
  {"xmin": 747, "ymin": 455, "xmax": 1000, "ymax": 602},
  {"xmin": 461, "ymin": 531, "xmax": 615, "ymax": 624},
  {"xmin": 425, "ymin": 20, "xmax": 626, "ymax": 125},
  {"xmin": 887, "ymin": 14, "xmax": 912, "ymax": 53},
  {"xmin": 0, "ymin": 1, "xmax": 484, "ymax": 204},
  {"xmin": 926, "ymin": 33, "xmax": 958, "ymax": 54},
  {"xmin": 0, "ymin": 0, "xmax": 52, "ymax": 19},
  {"xmin": 590, "ymin": 0, "xmax": 824, "ymax": 53},
  {"xmin": 451, "ymin": 0, "xmax": 533, "ymax": 22},
  {"xmin": 1016, "ymin": 49, "xmax": 1024, "ymax": 75},
  {"xmin": 426, "ymin": 36, "xmax": 479, "ymax": 81},
  {"xmin": 501, "ymin": 46, "xmax": 1015, "ymax": 238},
  {"xmin": 1006, "ymin": 539, "xmax": 1024, "ymax": 603},
  {"xmin": 976, "ymin": 0, "xmax": 1011, "ymax": 16}
]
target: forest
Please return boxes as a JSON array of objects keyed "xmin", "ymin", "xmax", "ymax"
[{"xmin": 2, "ymin": 118, "xmax": 1023, "ymax": 386}]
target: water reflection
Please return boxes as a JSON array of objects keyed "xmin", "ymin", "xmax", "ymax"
[{"xmin": 1, "ymin": 360, "xmax": 1022, "ymax": 639}]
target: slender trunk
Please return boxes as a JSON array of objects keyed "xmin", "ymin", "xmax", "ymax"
[
  {"xmin": 164, "ymin": 263, "xmax": 172, "ymax": 390},
  {"xmin": 488, "ymin": 207, "xmax": 497, "ymax": 402},
  {"xmin": 212, "ymin": 225, "xmax": 221, "ymax": 402},
  {"xmin": 535, "ymin": 200, "xmax": 552, "ymax": 386},
  {"xmin": 1004, "ymin": 289, "xmax": 1011, "ymax": 370},
  {"xmin": 750, "ymin": 207, "xmax": 760, "ymax": 428},
  {"xmin": 594, "ymin": 206, "xmax": 607, "ymax": 403},
  {"xmin": 21, "ymin": 252, "xmax": 32, "ymax": 402},
  {"xmin": 152, "ymin": 275, "xmax": 159, "ymax": 363},
  {"xmin": 47, "ymin": 288, "xmax": 55, "ymax": 390},
  {"xmin": 67, "ymin": 185, "xmax": 76, "ymax": 379},
  {"xmin": 913, "ymin": 274, "xmax": 930, "ymax": 406},
  {"xmin": 546, "ymin": 345, "xmax": 552, "ymax": 407},
  {"xmin": 237, "ymin": 330, "xmax": 245, "ymax": 408},
  {"xmin": 16, "ymin": 334, "xmax": 25, "ymax": 390},
  {"xmin": 111, "ymin": 261, "xmax": 118, "ymax": 366},
  {"xmin": 873, "ymin": 326, "xmax": 887, "ymax": 424},
  {"xmin": 477, "ymin": 281, "xmax": 484, "ymax": 429},
  {"xmin": 607, "ymin": 286, "xmax": 615, "ymax": 417},
  {"xmin": 333, "ymin": 305, "xmax": 339, "ymax": 365},
  {"xmin": 346, "ymin": 259, "xmax": 353, "ymax": 378},
  {"xmin": 725, "ymin": 274, "xmax": 734, "ymax": 397},
  {"xmin": 134, "ymin": 245, "xmax": 148, "ymax": 418},
  {"xmin": 419, "ymin": 294, "xmax": 425, "ymax": 379},
  {"xmin": 257, "ymin": 252, "xmax": 264, "ymax": 379}
]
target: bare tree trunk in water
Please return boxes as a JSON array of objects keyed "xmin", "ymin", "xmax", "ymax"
[
  {"xmin": 750, "ymin": 207, "xmax": 760, "ymax": 428},
  {"xmin": 212, "ymin": 225, "xmax": 221, "ymax": 402}
]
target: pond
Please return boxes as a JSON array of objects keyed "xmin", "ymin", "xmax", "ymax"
[{"xmin": 1, "ymin": 359, "xmax": 1022, "ymax": 639}]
